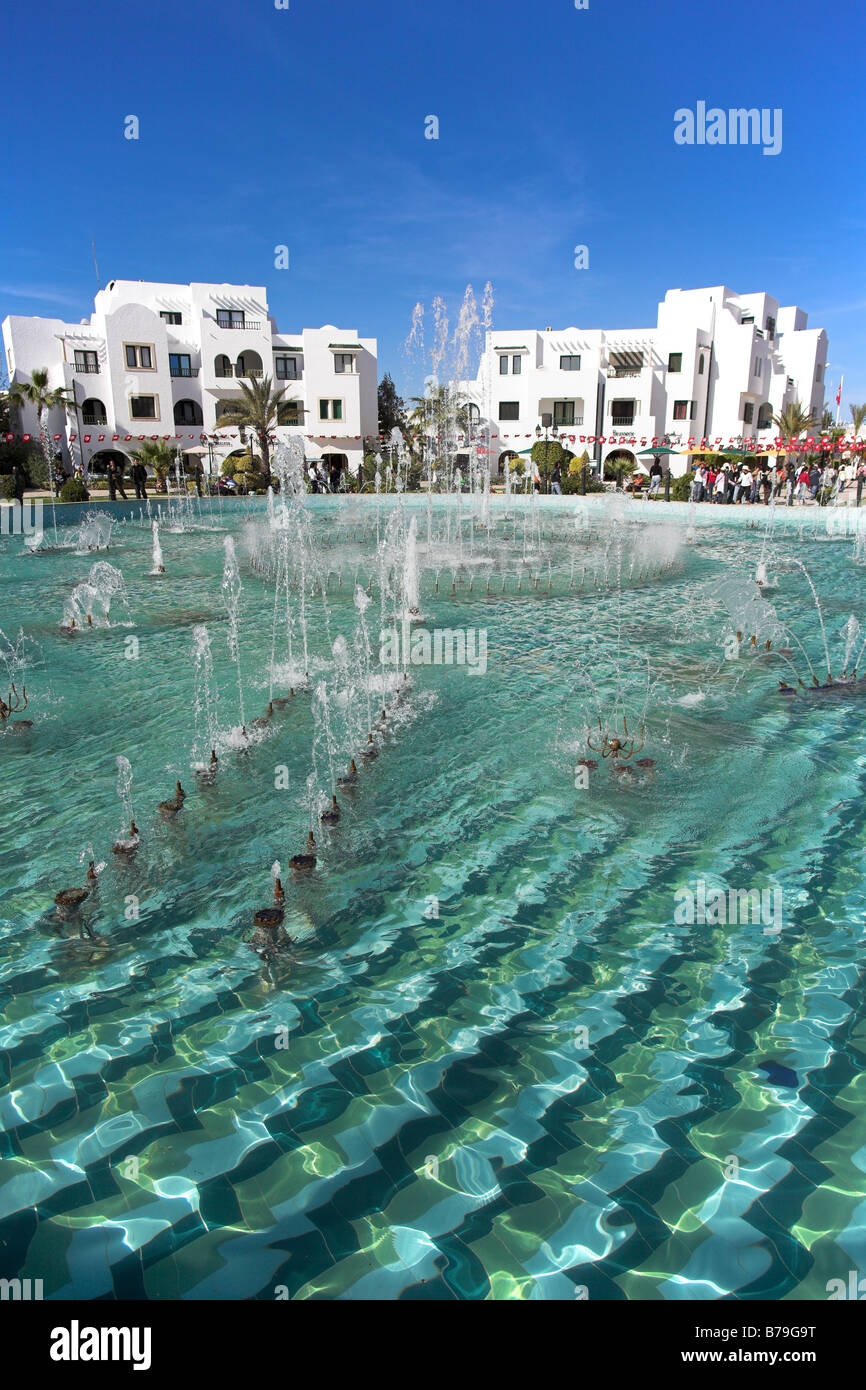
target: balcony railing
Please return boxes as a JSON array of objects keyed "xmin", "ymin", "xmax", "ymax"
[
  {"xmin": 215, "ymin": 366, "xmax": 234, "ymax": 378},
  {"xmin": 170, "ymin": 366, "xmax": 200, "ymax": 378},
  {"xmin": 239, "ymin": 367, "xmax": 264, "ymax": 378},
  {"xmin": 607, "ymin": 368, "xmax": 643, "ymax": 378},
  {"xmin": 73, "ymin": 362, "xmax": 101, "ymax": 374},
  {"xmin": 276, "ymin": 371, "xmax": 302, "ymax": 381},
  {"xmin": 553, "ymin": 417, "xmax": 584, "ymax": 428},
  {"xmin": 216, "ymin": 319, "xmax": 262, "ymax": 331},
  {"xmin": 611, "ymin": 418, "xmax": 636, "ymax": 429},
  {"xmin": 82, "ymin": 413, "xmax": 107, "ymax": 425}
]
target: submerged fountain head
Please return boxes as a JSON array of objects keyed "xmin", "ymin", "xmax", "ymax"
[
  {"xmin": 0, "ymin": 683, "xmax": 27, "ymax": 721},
  {"xmin": 273, "ymin": 877, "xmax": 285, "ymax": 903},
  {"xmin": 586, "ymin": 715, "xmax": 645, "ymax": 762},
  {"xmin": 290, "ymin": 831, "xmax": 317, "ymax": 871},
  {"xmin": 54, "ymin": 887, "xmax": 89, "ymax": 916},
  {"xmin": 320, "ymin": 794, "xmax": 340, "ymax": 824}
]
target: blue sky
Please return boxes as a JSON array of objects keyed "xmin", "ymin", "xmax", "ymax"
[{"xmin": 3, "ymin": 0, "xmax": 864, "ymax": 407}]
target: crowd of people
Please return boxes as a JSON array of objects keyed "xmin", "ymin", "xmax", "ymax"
[{"xmin": 687, "ymin": 457, "xmax": 864, "ymax": 506}]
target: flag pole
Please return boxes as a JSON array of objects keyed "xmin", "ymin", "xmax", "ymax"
[{"xmin": 836, "ymin": 374, "xmax": 844, "ymax": 428}]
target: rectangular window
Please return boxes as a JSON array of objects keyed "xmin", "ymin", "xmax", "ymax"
[
  {"xmin": 74, "ymin": 350, "xmax": 99, "ymax": 372},
  {"xmin": 275, "ymin": 356, "xmax": 299, "ymax": 380},
  {"xmin": 498, "ymin": 401, "xmax": 519, "ymax": 421},
  {"xmin": 559, "ymin": 355, "xmax": 581, "ymax": 371},
  {"xmin": 673, "ymin": 400, "xmax": 688, "ymax": 420},
  {"xmin": 319, "ymin": 400, "xmax": 343, "ymax": 421},
  {"xmin": 741, "ymin": 314, "xmax": 754, "ymax": 325},
  {"xmin": 553, "ymin": 401, "xmax": 575, "ymax": 426},
  {"xmin": 217, "ymin": 309, "xmax": 245, "ymax": 328},
  {"xmin": 334, "ymin": 353, "xmax": 355, "ymax": 374},
  {"xmin": 512, "ymin": 355, "xmax": 521, "ymax": 375},
  {"xmin": 130, "ymin": 395, "xmax": 157, "ymax": 420},
  {"xmin": 169, "ymin": 353, "xmax": 192, "ymax": 377},
  {"xmin": 611, "ymin": 400, "xmax": 635, "ymax": 425},
  {"xmin": 754, "ymin": 358, "xmax": 762, "ymax": 377},
  {"xmin": 125, "ymin": 344, "xmax": 154, "ymax": 369},
  {"xmin": 698, "ymin": 355, "xmax": 705, "ymax": 374},
  {"xmin": 332, "ymin": 399, "xmax": 343, "ymax": 421},
  {"xmin": 667, "ymin": 352, "xmax": 682, "ymax": 373},
  {"xmin": 815, "ymin": 364, "xmax": 823, "ymax": 382},
  {"xmin": 160, "ymin": 311, "xmax": 182, "ymax": 325},
  {"xmin": 743, "ymin": 402, "xmax": 755, "ymax": 423},
  {"xmin": 766, "ymin": 316, "xmax": 776, "ymax": 339},
  {"xmin": 689, "ymin": 400, "xmax": 698, "ymax": 420},
  {"xmin": 499, "ymin": 356, "xmax": 509, "ymax": 375}
]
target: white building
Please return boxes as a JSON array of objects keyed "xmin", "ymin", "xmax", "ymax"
[
  {"xmin": 458, "ymin": 285, "xmax": 828, "ymax": 476},
  {"xmin": 2, "ymin": 280, "xmax": 378, "ymax": 480}
]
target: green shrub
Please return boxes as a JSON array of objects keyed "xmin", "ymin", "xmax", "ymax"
[
  {"xmin": 671, "ymin": 470, "xmax": 695, "ymax": 501},
  {"xmin": 0, "ymin": 473, "xmax": 16, "ymax": 500},
  {"xmin": 562, "ymin": 463, "xmax": 605, "ymax": 495},
  {"xmin": 59, "ymin": 478, "xmax": 90, "ymax": 502}
]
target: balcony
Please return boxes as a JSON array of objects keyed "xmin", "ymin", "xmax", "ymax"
[
  {"xmin": 215, "ymin": 366, "xmax": 234, "ymax": 378},
  {"xmin": 72, "ymin": 362, "xmax": 101, "ymax": 374},
  {"xmin": 553, "ymin": 416, "xmax": 584, "ymax": 428},
  {"xmin": 607, "ymin": 368, "xmax": 643, "ymax": 379},
  {"xmin": 276, "ymin": 371, "xmax": 302, "ymax": 382},
  {"xmin": 216, "ymin": 319, "xmax": 262, "ymax": 331},
  {"xmin": 237, "ymin": 367, "xmax": 263, "ymax": 379},
  {"xmin": 82, "ymin": 413, "xmax": 107, "ymax": 426},
  {"xmin": 170, "ymin": 366, "xmax": 200, "ymax": 378},
  {"xmin": 611, "ymin": 418, "xmax": 635, "ymax": 430}
]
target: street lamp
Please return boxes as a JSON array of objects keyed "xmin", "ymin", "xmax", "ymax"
[{"xmin": 536, "ymin": 413, "xmax": 559, "ymax": 493}]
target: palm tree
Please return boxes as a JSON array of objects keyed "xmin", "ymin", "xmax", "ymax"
[
  {"xmin": 210, "ymin": 376, "xmax": 286, "ymax": 476},
  {"xmin": 772, "ymin": 401, "xmax": 817, "ymax": 440},
  {"xmin": 849, "ymin": 403, "xmax": 866, "ymax": 440},
  {"xmin": 7, "ymin": 367, "xmax": 76, "ymax": 490}
]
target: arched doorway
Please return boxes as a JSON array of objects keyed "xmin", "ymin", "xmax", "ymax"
[
  {"xmin": 89, "ymin": 448, "xmax": 132, "ymax": 474},
  {"xmin": 321, "ymin": 452, "xmax": 348, "ymax": 492},
  {"xmin": 604, "ymin": 448, "xmax": 636, "ymax": 481}
]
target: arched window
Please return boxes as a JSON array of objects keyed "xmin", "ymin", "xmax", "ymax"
[
  {"xmin": 82, "ymin": 398, "xmax": 107, "ymax": 425},
  {"xmin": 174, "ymin": 399, "xmax": 203, "ymax": 426},
  {"xmin": 236, "ymin": 351, "xmax": 263, "ymax": 379},
  {"xmin": 215, "ymin": 354, "xmax": 232, "ymax": 378}
]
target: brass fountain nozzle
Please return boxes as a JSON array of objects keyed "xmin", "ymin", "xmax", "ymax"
[
  {"xmin": 86, "ymin": 861, "xmax": 97, "ymax": 881},
  {"xmin": 274, "ymin": 877, "xmax": 285, "ymax": 903}
]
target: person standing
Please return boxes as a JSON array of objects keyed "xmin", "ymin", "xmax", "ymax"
[
  {"xmin": 107, "ymin": 457, "xmax": 127, "ymax": 501},
  {"xmin": 550, "ymin": 460, "xmax": 563, "ymax": 495},
  {"xmin": 648, "ymin": 459, "xmax": 662, "ymax": 496},
  {"xmin": 130, "ymin": 459, "xmax": 148, "ymax": 500},
  {"xmin": 796, "ymin": 464, "xmax": 810, "ymax": 504}
]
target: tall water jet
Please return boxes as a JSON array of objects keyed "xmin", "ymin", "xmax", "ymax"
[
  {"xmin": 150, "ymin": 520, "xmax": 165, "ymax": 575},
  {"xmin": 403, "ymin": 515, "xmax": 421, "ymax": 617},
  {"xmin": 191, "ymin": 623, "xmax": 220, "ymax": 768},
  {"xmin": 221, "ymin": 536, "xmax": 246, "ymax": 731}
]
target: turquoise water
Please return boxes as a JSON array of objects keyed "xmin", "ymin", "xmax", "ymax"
[{"xmin": 2, "ymin": 494, "xmax": 866, "ymax": 1301}]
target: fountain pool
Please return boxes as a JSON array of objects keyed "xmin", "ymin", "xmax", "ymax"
[{"xmin": 1, "ymin": 492, "xmax": 866, "ymax": 1302}]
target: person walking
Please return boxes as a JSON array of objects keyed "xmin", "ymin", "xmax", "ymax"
[
  {"xmin": 192, "ymin": 457, "xmax": 204, "ymax": 498},
  {"xmin": 550, "ymin": 460, "xmax": 563, "ymax": 495},
  {"xmin": 130, "ymin": 460, "xmax": 148, "ymax": 500},
  {"xmin": 796, "ymin": 464, "xmax": 810, "ymax": 505}
]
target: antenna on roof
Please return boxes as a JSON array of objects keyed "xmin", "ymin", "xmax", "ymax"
[{"xmin": 91, "ymin": 238, "xmax": 101, "ymax": 292}]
